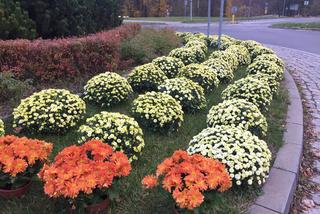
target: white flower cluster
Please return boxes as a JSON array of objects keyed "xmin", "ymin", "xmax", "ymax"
[
  {"xmin": 0, "ymin": 119, "xmax": 4, "ymax": 136},
  {"xmin": 131, "ymin": 92, "xmax": 184, "ymax": 133},
  {"xmin": 158, "ymin": 77, "xmax": 206, "ymax": 112},
  {"xmin": 169, "ymin": 47, "xmax": 198, "ymax": 65},
  {"xmin": 152, "ymin": 56, "xmax": 185, "ymax": 78},
  {"xmin": 178, "ymin": 64, "xmax": 219, "ymax": 92},
  {"xmin": 222, "ymin": 77, "xmax": 272, "ymax": 111},
  {"xmin": 249, "ymin": 73, "xmax": 280, "ymax": 95},
  {"xmin": 190, "ymin": 45, "xmax": 207, "ymax": 63},
  {"xmin": 127, "ymin": 63, "xmax": 168, "ymax": 93},
  {"xmin": 207, "ymin": 98, "xmax": 268, "ymax": 138},
  {"xmin": 83, "ymin": 72, "xmax": 133, "ymax": 107},
  {"xmin": 209, "ymin": 35, "xmax": 234, "ymax": 50},
  {"xmin": 187, "ymin": 126, "xmax": 272, "ymax": 186},
  {"xmin": 254, "ymin": 54, "xmax": 285, "ymax": 69},
  {"xmin": 176, "ymin": 32, "xmax": 194, "ymax": 44},
  {"xmin": 13, "ymin": 89, "xmax": 86, "ymax": 134},
  {"xmin": 185, "ymin": 40, "xmax": 208, "ymax": 53},
  {"xmin": 246, "ymin": 60, "xmax": 284, "ymax": 81},
  {"xmin": 210, "ymin": 50, "xmax": 239, "ymax": 71},
  {"xmin": 202, "ymin": 58, "xmax": 234, "ymax": 83},
  {"xmin": 78, "ymin": 112, "xmax": 145, "ymax": 162},
  {"xmin": 251, "ymin": 46, "xmax": 275, "ymax": 60},
  {"xmin": 226, "ymin": 45, "xmax": 251, "ymax": 65},
  {"xmin": 240, "ymin": 40, "xmax": 262, "ymax": 53}
]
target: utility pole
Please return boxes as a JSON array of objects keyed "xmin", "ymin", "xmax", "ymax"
[
  {"xmin": 248, "ymin": 0, "xmax": 252, "ymax": 17},
  {"xmin": 282, "ymin": 0, "xmax": 286, "ymax": 16},
  {"xmin": 207, "ymin": 0, "xmax": 212, "ymax": 37},
  {"xmin": 184, "ymin": 0, "xmax": 188, "ymax": 17},
  {"xmin": 218, "ymin": 0, "xmax": 225, "ymax": 49},
  {"xmin": 190, "ymin": 0, "xmax": 193, "ymax": 21}
]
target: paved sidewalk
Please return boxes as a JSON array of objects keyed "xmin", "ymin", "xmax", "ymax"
[{"xmin": 267, "ymin": 45, "xmax": 320, "ymax": 213}]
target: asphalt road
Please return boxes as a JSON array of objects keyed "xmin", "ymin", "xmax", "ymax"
[{"xmin": 125, "ymin": 17, "xmax": 320, "ymax": 55}]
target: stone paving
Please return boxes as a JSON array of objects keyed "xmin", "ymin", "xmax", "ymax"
[{"xmin": 267, "ymin": 45, "xmax": 320, "ymax": 213}]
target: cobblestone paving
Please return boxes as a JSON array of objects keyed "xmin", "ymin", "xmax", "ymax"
[{"xmin": 267, "ymin": 45, "xmax": 320, "ymax": 213}]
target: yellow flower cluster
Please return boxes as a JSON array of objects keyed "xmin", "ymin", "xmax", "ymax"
[
  {"xmin": 226, "ymin": 45, "xmax": 251, "ymax": 65},
  {"xmin": 169, "ymin": 48, "xmax": 198, "ymax": 65},
  {"xmin": 152, "ymin": 56, "xmax": 185, "ymax": 78},
  {"xmin": 131, "ymin": 92, "xmax": 184, "ymax": 133},
  {"xmin": 185, "ymin": 40, "xmax": 208, "ymax": 53},
  {"xmin": 209, "ymin": 50, "xmax": 239, "ymax": 71},
  {"xmin": 254, "ymin": 54, "xmax": 285, "ymax": 69},
  {"xmin": 209, "ymin": 35, "xmax": 234, "ymax": 50},
  {"xmin": 0, "ymin": 119, "xmax": 4, "ymax": 136},
  {"xmin": 13, "ymin": 89, "xmax": 86, "ymax": 134},
  {"xmin": 83, "ymin": 72, "xmax": 133, "ymax": 107},
  {"xmin": 246, "ymin": 60, "xmax": 284, "ymax": 81},
  {"xmin": 249, "ymin": 73, "xmax": 280, "ymax": 95},
  {"xmin": 240, "ymin": 40, "xmax": 262, "ymax": 53},
  {"xmin": 251, "ymin": 45, "xmax": 275, "ymax": 60},
  {"xmin": 78, "ymin": 112, "xmax": 144, "ymax": 162},
  {"xmin": 202, "ymin": 58, "xmax": 234, "ymax": 83}
]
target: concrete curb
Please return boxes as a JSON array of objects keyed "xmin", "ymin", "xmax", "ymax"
[{"xmin": 249, "ymin": 70, "xmax": 304, "ymax": 214}]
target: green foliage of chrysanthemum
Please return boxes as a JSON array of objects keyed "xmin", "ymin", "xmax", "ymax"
[
  {"xmin": 210, "ymin": 50, "xmax": 239, "ymax": 71},
  {"xmin": 189, "ymin": 45, "xmax": 206, "ymax": 63},
  {"xmin": 152, "ymin": 56, "xmax": 185, "ymax": 78},
  {"xmin": 209, "ymin": 35, "xmax": 233, "ymax": 50},
  {"xmin": 78, "ymin": 112, "xmax": 144, "ymax": 162},
  {"xmin": 246, "ymin": 60, "xmax": 284, "ymax": 81},
  {"xmin": 0, "ymin": 119, "xmax": 4, "ymax": 136},
  {"xmin": 185, "ymin": 40, "xmax": 208, "ymax": 53},
  {"xmin": 169, "ymin": 47, "xmax": 198, "ymax": 65},
  {"xmin": 222, "ymin": 77, "xmax": 272, "ymax": 111},
  {"xmin": 13, "ymin": 89, "xmax": 86, "ymax": 134},
  {"xmin": 178, "ymin": 64, "xmax": 219, "ymax": 92},
  {"xmin": 131, "ymin": 92, "xmax": 184, "ymax": 133},
  {"xmin": 202, "ymin": 58, "xmax": 234, "ymax": 83},
  {"xmin": 249, "ymin": 73, "xmax": 280, "ymax": 95},
  {"xmin": 240, "ymin": 40, "xmax": 262, "ymax": 53},
  {"xmin": 207, "ymin": 98, "xmax": 268, "ymax": 138},
  {"xmin": 176, "ymin": 32, "xmax": 193, "ymax": 44},
  {"xmin": 187, "ymin": 125, "xmax": 272, "ymax": 186},
  {"xmin": 158, "ymin": 77, "xmax": 206, "ymax": 112},
  {"xmin": 83, "ymin": 72, "xmax": 133, "ymax": 107},
  {"xmin": 251, "ymin": 45, "xmax": 275, "ymax": 60},
  {"xmin": 127, "ymin": 63, "xmax": 168, "ymax": 93},
  {"xmin": 254, "ymin": 54, "xmax": 285, "ymax": 69},
  {"xmin": 226, "ymin": 45, "xmax": 251, "ymax": 65}
]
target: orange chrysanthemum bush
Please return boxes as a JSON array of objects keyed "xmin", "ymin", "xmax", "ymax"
[
  {"xmin": 0, "ymin": 135, "xmax": 52, "ymax": 189},
  {"xmin": 141, "ymin": 150, "xmax": 232, "ymax": 210},
  {"xmin": 39, "ymin": 140, "xmax": 131, "ymax": 207}
]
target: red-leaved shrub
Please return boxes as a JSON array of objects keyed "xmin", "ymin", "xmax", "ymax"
[{"xmin": 0, "ymin": 24, "xmax": 141, "ymax": 82}]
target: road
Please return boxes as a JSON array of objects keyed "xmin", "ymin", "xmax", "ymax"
[{"xmin": 125, "ymin": 17, "xmax": 320, "ymax": 55}]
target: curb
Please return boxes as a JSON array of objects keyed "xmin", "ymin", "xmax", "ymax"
[{"xmin": 249, "ymin": 70, "xmax": 304, "ymax": 214}]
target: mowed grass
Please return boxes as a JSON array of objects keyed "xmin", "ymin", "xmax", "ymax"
[
  {"xmin": 271, "ymin": 22, "xmax": 320, "ymax": 30},
  {"xmin": 1, "ymin": 67, "xmax": 289, "ymax": 214}
]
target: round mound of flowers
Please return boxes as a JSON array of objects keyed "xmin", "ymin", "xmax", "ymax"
[
  {"xmin": 39, "ymin": 140, "xmax": 131, "ymax": 199},
  {"xmin": 249, "ymin": 73, "xmax": 280, "ymax": 95},
  {"xmin": 169, "ymin": 48, "xmax": 198, "ymax": 65},
  {"xmin": 176, "ymin": 32, "xmax": 194, "ymax": 44},
  {"xmin": 13, "ymin": 89, "xmax": 86, "ymax": 134},
  {"xmin": 254, "ymin": 54, "xmax": 285, "ymax": 69},
  {"xmin": 127, "ymin": 63, "xmax": 168, "ymax": 93},
  {"xmin": 0, "ymin": 119, "xmax": 4, "ymax": 136},
  {"xmin": 209, "ymin": 35, "xmax": 233, "ymax": 50},
  {"xmin": 131, "ymin": 92, "xmax": 184, "ymax": 133},
  {"xmin": 142, "ymin": 150, "xmax": 232, "ymax": 210},
  {"xmin": 152, "ymin": 56, "xmax": 185, "ymax": 78},
  {"xmin": 158, "ymin": 78, "xmax": 206, "ymax": 112},
  {"xmin": 187, "ymin": 126, "xmax": 272, "ymax": 186},
  {"xmin": 251, "ymin": 45, "xmax": 275, "ymax": 59},
  {"xmin": 78, "ymin": 112, "xmax": 144, "ymax": 162},
  {"xmin": 207, "ymin": 99, "xmax": 268, "ymax": 138},
  {"xmin": 246, "ymin": 60, "xmax": 284, "ymax": 81},
  {"xmin": 222, "ymin": 77, "xmax": 272, "ymax": 111},
  {"xmin": 202, "ymin": 58, "xmax": 234, "ymax": 83},
  {"xmin": 0, "ymin": 135, "xmax": 52, "ymax": 178},
  {"xmin": 178, "ymin": 64, "xmax": 219, "ymax": 92},
  {"xmin": 189, "ymin": 46, "xmax": 206, "ymax": 63},
  {"xmin": 83, "ymin": 72, "xmax": 133, "ymax": 107},
  {"xmin": 240, "ymin": 40, "xmax": 262, "ymax": 53},
  {"xmin": 185, "ymin": 40, "xmax": 208, "ymax": 53},
  {"xmin": 210, "ymin": 50, "xmax": 239, "ymax": 71},
  {"xmin": 226, "ymin": 45, "xmax": 251, "ymax": 65}
]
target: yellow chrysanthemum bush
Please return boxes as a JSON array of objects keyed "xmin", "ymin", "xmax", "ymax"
[
  {"xmin": 13, "ymin": 89, "xmax": 86, "ymax": 134},
  {"xmin": 152, "ymin": 56, "xmax": 185, "ymax": 78},
  {"xmin": 127, "ymin": 63, "xmax": 168, "ymax": 93},
  {"xmin": 0, "ymin": 119, "xmax": 4, "ymax": 136},
  {"xmin": 83, "ymin": 72, "xmax": 133, "ymax": 107},
  {"xmin": 189, "ymin": 45, "xmax": 206, "ymax": 63},
  {"xmin": 131, "ymin": 92, "xmax": 184, "ymax": 133},
  {"xmin": 78, "ymin": 112, "xmax": 144, "ymax": 162},
  {"xmin": 158, "ymin": 77, "xmax": 206, "ymax": 112},
  {"xmin": 187, "ymin": 125, "xmax": 272, "ymax": 186},
  {"xmin": 222, "ymin": 77, "xmax": 272, "ymax": 111},
  {"xmin": 240, "ymin": 40, "xmax": 262, "ymax": 53},
  {"xmin": 209, "ymin": 35, "xmax": 234, "ymax": 50},
  {"xmin": 176, "ymin": 32, "xmax": 194, "ymax": 44},
  {"xmin": 202, "ymin": 58, "xmax": 234, "ymax": 83},
  {"xmin": 169, "ymin": 48, "xmax": 197, "ymax": 65},
  {"xmin": 207, "ymin": 98, "xmax": 268, "ymax": 138},
  {"xmin": 249, "ymin": 73, "xmax": 280, "ymax": 95},
  {"xmin": 251, "ymin": 45, "xmax": 275, "ymax": 60},
  {"xmin": 178, "ymin": 64, "xmax": 219, "ymax": 92},
  {"xmin": 209, "ymin": 50, "xmax": 239, "ymax": 71},
  {"xmin": 185, "ymin": 39, "xmax": 208, "ymax": 53},
  {"xmin": 254, "ymin": 54, "xmax": 285, "ymax": 69},
  {"xmin": 226, "ymin": 45, "xmax": 251, "ymax": 65},
  {"xmin": 246, "ymin": 59, "xmax": 284, "ymax": 81}
]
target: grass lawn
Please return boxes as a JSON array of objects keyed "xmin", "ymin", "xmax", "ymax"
[
  {"xmin": 0, "ymin": 65, "xmax": 289, "ymax": 214},
  {"xmin": 271, "ymin": 22, "xmax": 320, "ymax": 30}
]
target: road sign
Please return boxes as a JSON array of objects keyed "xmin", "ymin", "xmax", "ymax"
[{"xmin": 231, "ymin": 6, "xmax": 237, "ymax": 15}]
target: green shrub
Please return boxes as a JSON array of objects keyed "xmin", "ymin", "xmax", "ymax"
[
  {"xmin": 209, "ymin": 35, "xmax": 234, "ymax": 50},
  {"xmin": 168, "ymin": 48, "xmax": 197, "ymax": 65},
  {"xmin": 209, "ymin": 51, "xmax": 239, "ymax": 71},
  {"xmin": 251, "ymin": 46, "xmax": 275, "ymax": 59},
  {"xmin": 0, "ymin": 119, "xmax": 4, "ymax": 136},
  {"xmin": 152, "ymin": 56, "xmax": 185, "ymax": 78},
  {"xmin": 240, "ymin": 40, "xmax": 262, "ymax": 53},
  {"xmin": 246, "ymin": 60, "xmax": 284, "ymax": 81},
  {"xmin": 254, "ymin": 54, "xmax": 285, "ymax": 69},
  {"xmin": 226, "ymin": 45, "xmax": 251, "ymax": 65},
  {"xmin": 185, "ymin": 40, "xmax": 208, "ymax": 53},
  {"xmin": 202, "ymin": 59, "xmax": 234, "ymax": 83},
  {"xmin": 249, "ymin": 73, "xmax": 280, "ymax": 95}
]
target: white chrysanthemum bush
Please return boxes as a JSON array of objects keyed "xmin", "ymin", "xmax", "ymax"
[
  {"xmin": 210, "ymin": 50, "xmax": 239, "ymax": 71},
  {"xmin": 127, "ymin": 63, "xmax": 168, "ymax": 93},
  {"xmin": 209, "ymin": 35, "xmax": 234, "ymax": 50},
  {"xmin": 178, "ymin": 64, "xmax": 220, "ymax": 92},
  {"xmin": 202, "ymin": 58, "xmax": 234, "ymax": 83},
  {"xmin": 254, "ymin": 54, "xmax": 285, "ymax": 69},
  {"xmin": 251, "ymin": 45, "xmax": 275, "ymax": 60},
  {"xmin": 176, "ymin": 32, "xmax": 193, "ymax": 44},
  {"xmin": 78, "ymin": 112, "xmax": 144, "ymax": 162},
  {"xmin": 240, "ymin": 40, "xmax": 262, "ymax": 53},
  {"xmin": 152, "ymin": 56, "xmax": 185, "ymax": 78},
  {"xmin": 246, "ymin": 59, "xmax": 284, "ymax": 81},
  {"xmin": 13, "ymin": 89, "xmax": 86, "ymax": 134},
  {"xmin": 207, "ymin": 98, "xmax": 268, "ymax": 138},
  {"xmin": 131, "ymin": 92, "xmax": 184, "ymax": 133},
  {"xmin": 249, "ymin": 73, "xmax": 280, "ymax": 95},
  {"xmin": 0, "ymin": 119, "xmax": 4, "ymax": 136},
  {"xmin": 158, "ymin": 77, "xmax": 206, "ymax": 112},
  {"xmin": 83, "ymin": 72, "xmax": 133, "ymax": 107},
  {"xmin": 169, "ymin": 47, "xmax": 197, "ymax": 65},
  {"xmin": 190, "ymin": 45, "xmax": 206, "ymax": 63},
  {"xmin": 185, "ymin": 40, "xmax": 208, "ymax": 53},
  {"xmin": 222, "ymin": 77, "xmax": 272, "ymax": 111},
  {"xmin": 187, "ymin": 125, "xmax": 272, "ymax": 186},
  {"xmin": 226, "ymin": 45, "xmax": 251, "ymax": 66}
]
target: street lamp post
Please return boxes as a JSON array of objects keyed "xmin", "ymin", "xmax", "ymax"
[
  {"xmin": 282, "ymin": 0, "xmax": 286, "ymax": 16},
  {"xmin": 207, "ymin": 0, "xmax": 211, "ymax": 36},
  {"xmin": 218, "ymin": 0, "xmax": 225, "ymax": 49},
  {"xmin": 190, "ymin": 0, "xmax": 193, "ymax": 21}
]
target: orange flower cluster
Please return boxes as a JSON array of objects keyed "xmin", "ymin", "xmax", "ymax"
[
  {"xmin": 142, "ymin": 150, "xmax": 232, "ymax": 210},
  {"xmin": 39, "ymin": 140, "xmax": 131, "ymax": 199},
  {"xmin": 0, "ymin": 135, "xmax": 53, "ymax": 177}
]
